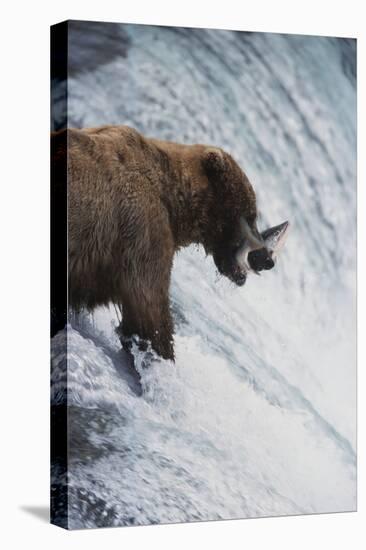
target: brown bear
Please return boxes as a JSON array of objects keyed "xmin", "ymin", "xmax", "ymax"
[{"xmin": 52, "ymin": 125, "xmax": 270, "ymax": 361}]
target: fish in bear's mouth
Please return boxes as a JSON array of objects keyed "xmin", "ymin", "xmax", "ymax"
[{"xmin": 232, "ymin": 220, "xmax": 290, "ymax": 286}]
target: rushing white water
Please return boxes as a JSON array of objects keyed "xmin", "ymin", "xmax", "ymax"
[{"xmin": 51, "ymin": 23, "xmax": 356, "ymax": 528}]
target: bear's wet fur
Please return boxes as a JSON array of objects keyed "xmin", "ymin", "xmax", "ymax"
[{"xmin": 52, "ymin": 125, "xmax": 259, "ymax": 360}]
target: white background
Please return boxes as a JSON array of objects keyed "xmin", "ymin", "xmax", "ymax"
[{"xmin": 0, "ymin": 0, "xmax": 364, "ymax": 548}]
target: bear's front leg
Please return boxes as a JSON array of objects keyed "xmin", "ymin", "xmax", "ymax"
[
  {"xmin": 117, "ymin": 205, "xmax": 176, "ymax": 362},
  {"xmin": 148, "ymin": 295, "xmax": 175, "ymax": 361},
  {"xmin": 118, "ymin": 290, "xmax": 175, "ymax": 362}
]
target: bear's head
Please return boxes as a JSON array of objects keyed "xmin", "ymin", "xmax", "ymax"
[{"xmin": 201, "ymin": 148, "xmax": 273, "ymax": 286}]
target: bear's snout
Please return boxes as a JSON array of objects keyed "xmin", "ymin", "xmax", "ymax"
[{"xmin": 231, "ymin": 267, "xmax": 247, "ymax": 286}]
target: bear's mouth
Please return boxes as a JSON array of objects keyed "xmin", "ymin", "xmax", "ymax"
[
  {"xmin": 228, "ymin": 262, "xmax": 248, "ymax": 286},
  {"xmin": 229, "ymin": 248, "xmax": 273, "ymax": 286},
  {"xmin": 215, "ymin": 220, "xmax": 289, "ymax": 286},
  {"xmin": 235, "ymin": 220, "xmax": 289, "ymax": 277},
  {"xmin": 230, "ymin": 245, "xmax": 277, "ymax": 284}
]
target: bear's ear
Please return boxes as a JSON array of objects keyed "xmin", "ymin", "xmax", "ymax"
[{"xmin": 202, "ymin": 147, "xmax": 227, "ymax": 179}]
